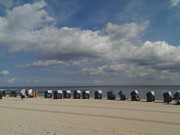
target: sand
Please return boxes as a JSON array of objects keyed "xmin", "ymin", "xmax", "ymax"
[{"xmin": 0, "ymin": 97, "xmax": 180, "ymax": 135}]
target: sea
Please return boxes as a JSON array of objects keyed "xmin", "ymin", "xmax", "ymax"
[{"xmin": 1, "ymin": 85, "xmax": 180, "ymax": 100}]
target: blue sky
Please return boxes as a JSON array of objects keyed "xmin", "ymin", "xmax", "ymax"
[{"xmin": 0, "ymin": 0, "xmax": 180, "ymax": 86}]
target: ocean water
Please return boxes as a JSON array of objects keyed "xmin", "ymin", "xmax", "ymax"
[{"xmin": 1, "ymin": 85, "xmax": 180, "ymax": 100}]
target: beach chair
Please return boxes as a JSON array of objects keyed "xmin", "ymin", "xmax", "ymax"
[
  {"xmin": 2, "ymin": 89, "xmax": 6, "ymax": 97},
  {"xmin": 107, "ymin": 90, "xmax": 116, "ymax": 100},
  {"xmin": 82, "ymin": 90, "xmax": 90, "ymax": 99},
  {"xmin": 20, "ymin": 89, "xmax": 26, "ymax": 99},
  {"xmin": 9, "ymin": 90, "xmax": 17, "ymax": 97},
  {"xmin": 146, "ymin": 91, "xmax": 155, "ymax": 102},
  {"xmin": 94, "ymin": 90, "xmax": 102, "ymax": 99},
  {"xmin": 44, "ymin": 90, "xmax": 52, "ymax": 98},
  {"xmin": 73, "ymin": 90, "xmax": 81, "ymax": 99},
  {"xmin": 174, "ymin": 91, "xmax": 180, "ymax": 105},
  {"xmin": 53, "ymin": 90, "xmax": 63, "ymax": 99},
  {"xmin": 163, "ymin": 91, "xmax": 172, "ymax": 103},
  {"xmin": 27, "ymin": 89, "xmax": 33, "ymax": 98},
  {"xmin": 0, "ymin": 90, "xmax": 2, "ymax": 99},
  {"xmin": 118, "ymin": 90, "xmax": 126, "ymax": 100},
  {"xmin": 131, "ymin": 90, "xmax": 140, "ymax": 101},
  {"xmin": 63, "ymin": 90, "xmax": 71, "ymax": 98}
]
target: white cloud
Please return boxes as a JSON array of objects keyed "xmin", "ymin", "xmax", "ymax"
[
  {"xmin": 0, "ymin": 70, "xmax": 10, "ymax": 75},
  {"xmin": 7, "ymin": 78, "xmax": 17, "ymax": 83},
  {"xmin": 170, "ymin": 0, "xmax": 180, "ymax": 8},
  {"xmin": 17, "ymin": 59, "xmax": 68, "ymax": 69},
  {"xmin": 1, "ymin": 1, "xmax": 180, "ymax": 82}
]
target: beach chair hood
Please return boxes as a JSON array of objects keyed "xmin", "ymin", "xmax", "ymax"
[
  {"xmin": 28, "ymin": 89, "xmax": 33, "ymax": 96},
  {"xmin": 98, "ymin": 90, "xmax": 102, "ymax": 94},
  {"xmin": 57, "ymin": 90, "xmax": 63, "ymax": 93},
  {"xmin": 118, "ymin": 91, "xmax": 123, "ymax": 96},
  {"xmin": 77, "ymin": 90, "xmax": 81, "ymax": 93},
  {"xmin": 66, "ymin": 90, "xmax": 71, "ymax": 93},
  {"xmin": 150, "ymin": 91, "xmax": 155, "ymax": 96},
  {"xmin": 47, "ymin": 90, "xmax": 52, "ymax": 93},
  {"xmin": 174, "ymin": 91, "xmax": 180, "ymax": 99},
  {"xmin": 85, "ymin": 90, "xmax": 90, "ymax": 94}
]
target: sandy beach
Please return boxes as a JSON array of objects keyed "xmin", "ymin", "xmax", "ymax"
[{"xmin": 0, "ymin": 97, "xmax": 180, "ymax": 135}]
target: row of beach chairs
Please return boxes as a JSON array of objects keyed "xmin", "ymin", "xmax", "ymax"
[
  {"xmin": 43, "ymin": 90, "xmax": 180, "ymax": 104},
  {"xmin": 1, "ymin": 89, "xmax": 179, "ymax": 104}
]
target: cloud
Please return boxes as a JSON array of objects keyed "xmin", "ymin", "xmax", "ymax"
[
  {"xmin": 7, "ymin": 78, "xmax": 17, "ymax": 83},
  {"xmin": 0, "ymin": 70, "xmax": 10, "ymax": 75},
  {"xmin": 1, "ymin": 1, "xmax": 180, "ymax": 82},
  {"xmin": 170, "ymin": 0, "xmax": 180, "ymax": 8},
  {"xmin": 17, "ymin": 59, "xmax": 68, "ymax": 69}
]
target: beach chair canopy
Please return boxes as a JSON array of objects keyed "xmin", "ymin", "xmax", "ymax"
[
  {"xmin": 174, "ymin": 91, "xmax": 180, "ymax": 99},
  {"xmin": 107, "ymin": 90, "xmax": 115, "ymax": 94},
  {"xmin": 98, "ymin": 90, "xmax": 102, "ymax": 94},
  {"xmin": 131, "ymin": 90, "xmax": 139, "ymax": 96},
  {"xmin": 11, "ymin": 90, "xmax": 17, "ymax": 92},
  {"xmin": 28, "ymin": 89, "xmax": 33, "ymax": 96},
  {"xmin": 146, "ymin": 91, "xmax": 155, "ymax": 96},
  {"xmin": 47, "ymin": 90, "xmax": 52, "ymax": 93},
  {"xmin": 77, "ymin": 90, "xmax": 81, "ymax": 93},
  {"xmin": 118, "ymin": 90, "xmax": 123, "ymax": 96},
  {"xmin": 21, "ymin": 89, "xmax": 26, "ymax": 94},
  {"xmin": 168, "ymin": 91, "xmax": 172, "ymax": 96},
  {"xmin": 85, "ymin": 90, "xmax": 90, "ymax": 94},
  {"xmin": 66, "ymin": 90, "xmax": 71, "ymax": 93},
  {"xmin": 163, "ymin": 91, "xmax": 172, "ymax": 97},
  {"xmin": 57, "ymin": 90, "xmax": 63, "ymax": 93},
  {"xmin": 150, "ymin": 91, "xmax": 155, "ymax": 96},
  {"xmin": 134, "ymin": 90, "xmax": 138, "ymax": 94}
]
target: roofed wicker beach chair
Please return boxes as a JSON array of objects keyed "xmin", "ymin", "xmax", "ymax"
[
  {"xmin": 73, "ymin": 90, "xmax": 81, "ymax": 99},
  {"xmin": 174, "ymin": 91, "xmax": 180, "ymax": 105},
  {"xmin": 0, "ymin": 90, "xmax": 2, "ymax": 99},
  {"xmin": 118, "ymin": 90, "xmax": 126, "ymax": 100},
  {"xmin": 63, "ymin": 90, "xmax": 71, "ymax": 98},
  {"xmin": 146, "ymin": 91, "xmax": 155, "ymax": 102},
  {"xmin": 2, "ymin": 89, "xmax": 6, "ymax": 97},
  {"xmin": 82, "ymin": 90, "xmax": 90, "ymax": 99},
  {"xmin": 163, "ymin": 91, "xmax": 172, "ymax": 103},
  {"xmin": 9, "ymin": 90, "xmax": 17, "ymax": 97},
  {"xmin": 131, "ymin": 90, "xmax": 140, "ymax": 101},
  {"xmin": 27, "ymin": 89, "xmax": 34, "ymax": 98},
  {"xmin": 107, "ymin": 90, "xmax": 116, "ymax": 100},
  {"xmin": 44, "ymin": 90, "xmax": 52, "ymax": 98},
  {"xmin": 94, "ymin": 90, "xmax": 102, "ymax": 99},
  {"xmin": 53, "ymin": 90, "xmax": 63, "ymax": 99}
]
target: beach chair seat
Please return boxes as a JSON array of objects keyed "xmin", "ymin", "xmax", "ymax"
[
  {"xmin": 82, "ymin": 90, "xmax": 90, "ymax": 99},
  {"xmin": 44, "ymin": 90, "xmax": 52, "ymax": 98},
  {"xmin": 131, "ymin": 90, "xmax": 140, "ymax": 101},
  {"xmin": 107, "ymin": 90, "xmax": 116, "ymax": 100},
  {"xmin": 53, "ymin": 90, "xmax": 63, "ymax": 99},
  {"xmin": 74, "ymin": 90, "xmax": 81, "ymax": 99},
  {"xmin": 94, "ymin": 90, "xmax": 102, "ymax": 99},
  {"xmin": 146, "ymin": 91, "xmax": 155, "ymax": 102}
]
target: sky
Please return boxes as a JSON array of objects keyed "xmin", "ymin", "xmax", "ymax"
[{"xmin": 0, "ymin": 0, "xmax": 180, "ymax": 86}]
